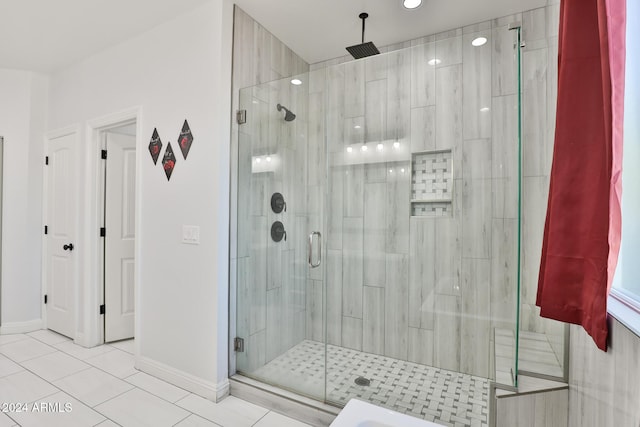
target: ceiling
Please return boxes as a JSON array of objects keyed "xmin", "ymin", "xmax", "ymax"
[
  {"xmin": 0, "ymin": 0, "xmax": 545, "ymax": 73},
  {"xmin": 0, "ymin": 0, "xmax": 211, "ymax": 72},
  {"xmin": 234, "ymin": 0, "xmax": 545, "ymax": 64}
]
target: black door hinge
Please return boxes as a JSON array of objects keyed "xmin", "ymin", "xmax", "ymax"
[
  {"xmin": 100, "ymin": 304, "xmax": 105, "ymax": 315},
  {"xmin": 45, "ymin": 156, "xmax": 49, "ymax": 165},
  {"xmin": 234, "ymin": 337, "xmax": 245, "ymax": 352},
  {"xmin": 44, "ymin": 295, "xmax": 48, "ymax": 304},
  {"xmin": 100, "ymin": 227, "xmax": 106, "ymax": 237},
  {"xmin": 44, "ymin": 225, "xmax": 48, "ymax": 235},
  {"xmin": 101, "ymin": 150, "xmax": 107, "ymax": 159}
]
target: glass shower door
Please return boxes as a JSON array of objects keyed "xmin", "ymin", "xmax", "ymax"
[
  {"xmin": 235, "ymin": 74, "xmax": 326, "ymax": 400},
  {"xmin": 319, "ymin": 28, "xmax": 522, "ymax": 419}
]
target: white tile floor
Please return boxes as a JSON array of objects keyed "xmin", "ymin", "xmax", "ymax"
[{"xmin": 0, "ymin": 330, "xmax": 311, "ymax": 427}]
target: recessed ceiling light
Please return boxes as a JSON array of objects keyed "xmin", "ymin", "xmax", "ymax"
[
  {"xmin": 377, "ymin": 143, "xmax": 384, "ymax": 151},
  {"xmin": 428, "ymin": 58, "xmax": 442, "ymax": 66},
  {"xmin": 361, "ymin": 144, "xmax": 368, "ymax": 152},
  {"xmin": 354, "ymin": 125, "xmax": 361, "ymax": 129},
  {"xmin": 256, "ymin": 158, "xmax": 261, "ymax": 163},
  {"xmin": 403, "ymin": 0, "xmax": 422, "ymax": 9},
  {"xmin": 347, "ymin": 146, "xmax": 353, "ymax": 153},
  {"xmin": 472, "ymin": 37, "xmax": 488, "ymax": 47},
  {"xmin": 266, "ymin": 156, "xmax": 272, "ymax": 162},
  {"xmin": 291, "ymin": 78, "xmax": 302, "ymax": 85},
  {"xmin": 480, "ymin": 107, "xmax": 490, "ymax": 112},
  {"xmin": 393, "ymin": 141, "xmax": 401, "ymax": 149}
]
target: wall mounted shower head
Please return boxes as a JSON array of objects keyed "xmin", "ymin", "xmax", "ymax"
[{"xmin": 277, "ymin": 104, "xmax": 296, "ymax": 122}]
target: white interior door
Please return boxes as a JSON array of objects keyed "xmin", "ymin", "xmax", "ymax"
[
  {"xmin": 46, "ymin": 133, "xmax": 77, "ymax": 338},
  {"xmin": 104, "ymin": 132, "xmax": 136, "ymax": 342}
]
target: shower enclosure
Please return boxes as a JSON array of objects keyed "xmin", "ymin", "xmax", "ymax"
[{"xmin": 233, "ymin": 24, "xmax": 526, "ymax": 425}]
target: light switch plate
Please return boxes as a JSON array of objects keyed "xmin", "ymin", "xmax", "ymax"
[{"xmin": 182, "ymin": 225, "xmax": 200, "ymax": 245}]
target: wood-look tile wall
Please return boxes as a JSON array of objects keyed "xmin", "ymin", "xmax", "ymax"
[
  {"xmin": 231, "ymin": 6, "xmax": 309, "ymax": 374},
  {"xmin": 308, "ymin": 22, "xmax": 509, "ymax": 381},
  {"xmin": 307, "ymin": 4, "xmax": 563, "ymax": 381},
  {"xmin": 497, "ymin": 389, "xmax": 568, "ymax": 427},
  {"xmin": 519, "ymin": 3, "xmax": 568, "ymax": 374},
  {"xmin": 232, "ymin": 2, "xmax": 566, "ymax": 382},
  {"xmin": 569, "ymin": 320, "xmax": 640, "ymax": 427}
]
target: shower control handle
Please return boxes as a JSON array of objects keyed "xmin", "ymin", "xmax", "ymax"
[
  {"xmin": 308, "ymin": 231, "xmax": 322, "ymax": 268},
  {"xmin": 271, "ymin": 193, "xmax": 286, "ymax": 214},
  {"xmin": 271, "ymin": 221, "xmax": 287, "ymax": 243}
]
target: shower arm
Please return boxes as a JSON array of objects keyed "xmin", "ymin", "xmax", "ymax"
[{"xmin": 360, "ymin": 13, "xmax": 368, "ymax": 43}]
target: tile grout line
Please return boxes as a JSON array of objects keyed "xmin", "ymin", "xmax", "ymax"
[
  {"xmin": 2, "ymin": 334, "xmax": 303, "ymax": 427},
  {"xmin": 94, "ymin": 415, "xmax": 124, "ymax": 427},
  {"xmin": 172, "ymin": 394, "xmax": 227, "ymax": 426},
  {"xmin": 2, "ymin": 409, "xmax": 20, "ymax": 427},
  {"xmin": 91, "ymin": 379, "xmax": 223, "ymax": 426},
  {"xmin": 250, "ymin": 410, "xmax": 271, "ymax": 427},
  {"xmin": 10, "ymin": 337, "xmax": 135, "ymax": 386},
  {"xmin": 120, "ymin": 370, "xmax": 193, "ymax": 404},
  {"xmin": 3, "ymin": 338, "xmax": 117, "ymax": 424},
  {"xmin": 0, "ymin": 340, "xmax": 59, "ymax": 364},
  {"xmin": 0, "ymin": 334, "xmax": 129, "ymax": 426}
]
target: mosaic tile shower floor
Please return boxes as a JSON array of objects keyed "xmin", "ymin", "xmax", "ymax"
[{"xmin": 252, "ymin": 340, "xmax": 489, "ymax": 427}]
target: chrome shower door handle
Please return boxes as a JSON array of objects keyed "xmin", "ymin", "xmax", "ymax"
[{"xmin": 308, "ymin": 231, "xmax": 322, "ymax": 268}]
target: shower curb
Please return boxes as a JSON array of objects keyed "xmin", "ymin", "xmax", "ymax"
[{"xmin": 230, "ymin": 375, "xmax": 339, "ymax": 427}]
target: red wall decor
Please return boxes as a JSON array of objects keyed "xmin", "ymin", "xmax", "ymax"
[
  {"xmin": 162, "ymin": 142, "xmax": 177, "ymax": 181},
  {"xmin": 178, "ymin": 119, "xmax": 194, "ymax": 159},
  {"xmin": 148, "ymin": 128, "xmax": 163, "ymax": 165}
]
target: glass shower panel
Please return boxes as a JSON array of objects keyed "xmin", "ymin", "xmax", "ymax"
[
  {"xmin": 518, "ymin": 9, "xmax": 568, "ymax": 380},
  {"xmin": 233, "ymin": 23, "xmax": 526, "ymax": 423},
  {"xmin": 490, "ymin": 24, "xmax": 522, "ymax": 388},
  {"xmin": 322, "ymin": 31, "xmax": 521, "ymax": 417},
  {"xmin": 321, "ymin": 51, "xmax": 416, "ymax": 408},
  {"xmin": 235, "ymin": 75, "xmax": 325, "ymax": 400}
]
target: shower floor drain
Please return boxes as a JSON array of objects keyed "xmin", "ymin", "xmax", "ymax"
[{"xmin": 354, "ymin": 376, "xmax": 370, "ymax": 386}]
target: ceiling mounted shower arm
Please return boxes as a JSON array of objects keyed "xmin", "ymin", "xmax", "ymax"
[
  {"xmin": 360, "ymin": 12, "xmax": 368, "ymax": 44},
  {"xmin": 346, "ymin": 11, "xmax": 380, "ymax": 59}
]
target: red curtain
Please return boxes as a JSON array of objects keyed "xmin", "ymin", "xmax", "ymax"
[{"xmin": 536, "ymin": 0, "xmax": 626, "ymax": 351}]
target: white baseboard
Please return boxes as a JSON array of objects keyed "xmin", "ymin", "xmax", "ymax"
[
  {"xmin": 74, "ymin": 332, "xmax": 92, "ymax": 348},
  {"xmin": 136, "ymin": 356, "xmax": 229, "ymax": 402},
  {"xmin": 0, "ymin": 319, "xmax": 43, "ymax": 334}
]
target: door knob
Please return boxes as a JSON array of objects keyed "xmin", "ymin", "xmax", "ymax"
[{"xmin": 63, "ymin": 243, "xmax": 74, "ymax": 251}]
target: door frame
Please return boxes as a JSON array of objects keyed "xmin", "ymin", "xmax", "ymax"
[
  {"xmin": 84, "ymin": 107, "xmax": 142, "ymax": 348},
  {"xmin": 0, "ymin": 137, "xmax": 3, "ymax": 328},
  {"xmin": 42, "ymin": 125, "xmax": 81, "ymax": 338}
]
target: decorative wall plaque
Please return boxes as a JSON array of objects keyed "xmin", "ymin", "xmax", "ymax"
[
  {"xmin": 178, "ymin": 119, "xmax": 194, "ymax": 159},
  {"xmin": 148, "ymin": 128, "xmax": 163, "ymax": 165},
  {"xmin": 162, "ymin": 143, "xmax": 177, "ymax": 181}
]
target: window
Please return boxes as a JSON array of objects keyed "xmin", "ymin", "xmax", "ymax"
[{"xmin": 610, "ymin": 0, "xmax": 640, "ymax": 335}]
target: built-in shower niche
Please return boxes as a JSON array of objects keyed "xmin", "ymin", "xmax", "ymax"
[{"xmin": 410, "ymin": 149, "xmax": 453, "ymax": 217}]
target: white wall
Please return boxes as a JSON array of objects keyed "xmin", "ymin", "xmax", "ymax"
[
  {"xmin": 48, "ymin": 0, "xmax": 233, "ymax": 397},
  {"xmin": 0, "ymin": 69, "xmax": 48, "ymax": 331}
]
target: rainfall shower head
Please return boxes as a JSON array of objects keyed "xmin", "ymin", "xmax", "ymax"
[
  {"xmin": 346, "ymin": 13, "xmax": 380, "ymax": 59},
  {"xmin": 277, "ymin": 104, "xmax": 296, "ymax": 122}
]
